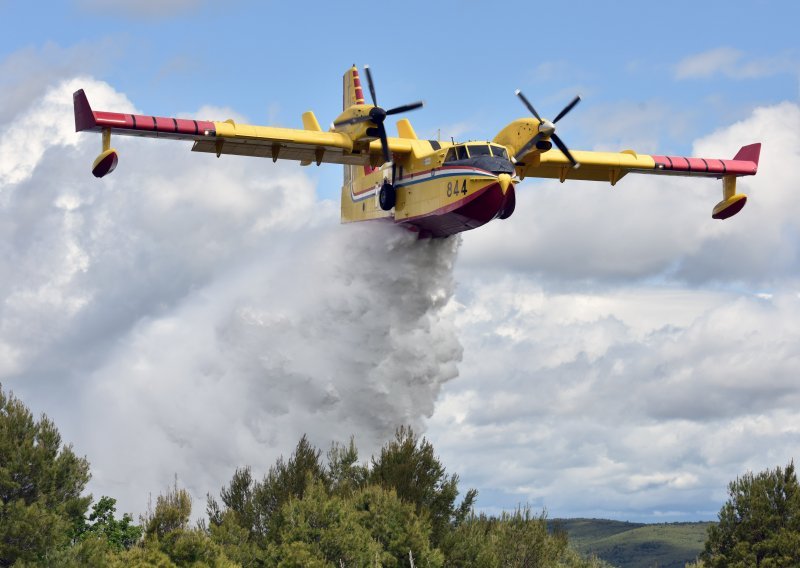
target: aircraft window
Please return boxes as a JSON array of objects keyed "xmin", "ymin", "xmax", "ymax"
[
  {"xmin": 456, "ymin": 145, "xmax": 469, "ymax": 160},
  {"xmin": 468, "ymin": 144, "xmax": 491, "ymax": 157},
  {"xmin": 444, "ymin": 148, "xmax": 457, "ymax": 163},
  {"xmin": 491, "ymin": 145, "xmax": 509, "ymax": 159}
]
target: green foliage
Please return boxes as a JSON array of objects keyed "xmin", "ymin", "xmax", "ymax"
[
  {"xmin": 0, "ymin": 397, "xmax": 626, "ymax": 568},
  {"xmin": 268, "ymin": 480, "xmax": 382, "ymax": 566},
  {"xmin": 442, "ymin": 509, "xmax": 610, "ymax": 568},
  {"xmin": 701, "ymin": 461, "xmax": 800, "ymax": 568},
  {"xmin": 209, "ymin": 434, "xmax": 327, "ymax": 545},
  {"xmin": 0, "ymin": 384, "xmax": 91, "ymax": 565},
  {"xmin": 144, "ymin": 482, "xmax": 193, "ymax": 540},
  {"xmin": 327, "ymin": 437, "xmax": 368, "ymax": 498},
  {"xmin": 208, "ymin": 510, "xmax": 267, "ymax": 566},
  {"xmin": 81, "ymin": 496, "xmax": 143, "ymax": 549},
  {"xmin": 555, "ymin": 518, "xmax": 711, "ymax": 568},
  {"xmin": 137, "ymin": 481, "xmax": 237, "ymax": 567},
  {"xmin": 493, "ymin": 506, "xmax": 569, "ymax": 567},
  {"xmin": 369, "ymin": 426, "xmax": 477, "ymax": 547},
  {"xmin": 349, "ymin": 485, "xmax": 443, "ymax": 567}
]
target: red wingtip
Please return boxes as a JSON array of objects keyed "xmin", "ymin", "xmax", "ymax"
[
  {"xmin": 73, "ymin": 89, "xmax": 96, "ymax": 132},
  {"xmin": 733, "ymin": 143, "xmax": 761, "ymax": 167}
]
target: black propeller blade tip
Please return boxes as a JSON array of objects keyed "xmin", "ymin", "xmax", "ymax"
[{"xmin": 553, "ymin": 95, "xmax": 581, "ymax": 124}]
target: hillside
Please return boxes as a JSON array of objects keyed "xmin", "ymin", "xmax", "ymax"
[{"xmin": 551, "ymin": 519, "xmax": 713, "ymax": 568}]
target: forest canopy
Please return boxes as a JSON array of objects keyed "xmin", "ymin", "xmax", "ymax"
[{"xmin": 0, "ymin": 384, "xmax": 611, "ymax": 567}]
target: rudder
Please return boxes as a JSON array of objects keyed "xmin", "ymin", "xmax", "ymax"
[
  {"xmin": 342, "ymin": 66, "xmax": 373, "ymax": 188},
  {"xmin": 342, "ymin": 65, "xmax": 365, "ymax": 111}
]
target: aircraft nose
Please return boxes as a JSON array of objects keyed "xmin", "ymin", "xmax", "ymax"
[{"xmin": 498, "ymin": 173, "xmax": 512, "ymax": 194}]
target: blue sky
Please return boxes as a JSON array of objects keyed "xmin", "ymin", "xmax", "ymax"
[
  {"xmin": 2, "ymin": 0, "xmax": 800, "ymax": 524},
  {"xmin": 3, "ymin": 0, "xmax": 797, "ymax": 200}
]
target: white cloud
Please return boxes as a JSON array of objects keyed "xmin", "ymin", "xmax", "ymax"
[
  {"xmin": 428, "ymin": 101, "xmax": 800, "ymax": 521},
  {"xmin": 458, "ymin": 101, "xmax": 799, "ymax": 286},
  {"xmin": 4, "ymin": 69, "xmax": 800, "ymax": 525},
  {"xmin": 0, "ymin": 78, "xmax": 462, "ymax": 517},
  {"xmin": 675, "ymin": 47, "xmax": 799, "ymax": 80},
  {"xmin": 0, "ymin": 41, "xmax": 120, "ymax": 124}
]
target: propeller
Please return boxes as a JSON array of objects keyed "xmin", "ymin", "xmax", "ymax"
[
  {"xmin": 334, "ymin": 65, "xmax": 423, "ymax": 164},
  {"xmin": 513, "ymin": 91, "xmax": 581, "ymax": 169}
]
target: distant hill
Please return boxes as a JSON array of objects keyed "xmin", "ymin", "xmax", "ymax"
[{"xmin": 549, "ymin": 518, "xmax": 713, "ymax": 568}]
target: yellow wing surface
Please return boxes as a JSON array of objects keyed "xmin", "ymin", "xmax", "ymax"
[
  {"xmin": 73, "ymin": 89, "xmax": 413, "ymax": 170},
  {"xmin": 493, "ymin": 117, "xmax": 760, "ymax": 220},
  {"xmin": 74, "ymin": 76, "xmax": 760, "ymax": 224},
  {"xmin": 516, "ymin": 147, "xmax": 758, "ymax": 184}
]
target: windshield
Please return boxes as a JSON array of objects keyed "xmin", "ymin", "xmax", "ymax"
[
  {"xmin": 490, "ymin": 145, "xmax": 508, "ymax": 159},
  {"xmin": 467, "ymin": 144, "xmax": 491, "ymax": 157}
]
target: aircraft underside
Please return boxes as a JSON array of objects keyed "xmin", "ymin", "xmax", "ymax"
[{"xmin": 398, "ymin": 180, "xmax": 516, "ymax": 238}]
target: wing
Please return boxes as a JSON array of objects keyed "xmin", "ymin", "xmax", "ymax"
[
  {"xmin": 517, "ymin": 145, "xmax": 760, "ymax": 185},
  {"xmin": 73, "ymin": 89, "xmax": 413, "ymax": 169},
  {"xmin": 514, "ymin": 144, "xmax": 761, "ymax": 219}
]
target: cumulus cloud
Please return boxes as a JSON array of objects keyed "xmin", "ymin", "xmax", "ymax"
[
  {"xmin": 0, "ymin": 78, "xmax": 462, "ymax": 516},
  {"xmin": 4, "ymin": 70, "xmax": 800, "ymax": 525},
  {"xmin": 459, "ymin": 101, "xmax": 798, "ymax": 286},
  {"xmin": 0, "ymin": 41, "xmax": 120, "ymax": 124},
  {"xmin": 428, "ymin": 101, "xmax": 800, "ymax": 521}
]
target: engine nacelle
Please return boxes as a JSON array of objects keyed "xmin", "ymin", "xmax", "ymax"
[
  {"xmin": 712, "ymin": 176, "xmax": 747, "ymax": 220},
  {"xmin": 92, "ymin": 148, "xmax": 118, "ymax": 178}
]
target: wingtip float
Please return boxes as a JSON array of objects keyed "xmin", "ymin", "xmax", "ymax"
[{"xmin": 73, "ymin": 67, "xmax": 761, "ymax": 237}]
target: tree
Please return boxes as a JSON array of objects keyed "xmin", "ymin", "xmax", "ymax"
[
  {"xmin": 142, "ymin": 481, "xmax": 193, "ymax": 541},
  {"xmin": 268, "ymin": 480, "xmax": 382, "ymax": 566},
  {"xmin": 369, "ymin": 426, "xmax": 477, "ymax": 547},
  {"xmin": 139, "ymin": 480, "xmax": 236, "ymax": 567},
  {"xmin": 208, "ymin": 435, "xmax": 328, "ymax": 542},
  {"xmin": 327, "ymin": 437, "xmax": 368, "ymax": 497},
  {"xmin": 442, "ymin": 510, "xmax": 611, "ymax": 568},
  {"xmin": 701, "ymin": 461, "xmax": 800, "ymax": 567},
  {"xmin": 0, "ymin": 385, "xmax": 91, "ymax": 565},
  {"xmin": 349, "ymin": 485, "xmax": 443, "ymax": 567},
  {"xmin": 80, "ymin": 496, "xmax": 142, "ymax": 550}
]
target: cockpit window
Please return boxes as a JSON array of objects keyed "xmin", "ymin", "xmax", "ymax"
[
  {"xmin": 468, "ymin": 144, "xmax": 491, "ymax": 157},
  {"xmin": 490, "ymin": 145, "xmax": 508, "ymax": 159},
  {"xmin": 444, "ymin": 148, "xmax": 458, "ymax": 163},
  {"xmin": 456, "ymin": 145, "xmax": 469, "ymax": 160}
]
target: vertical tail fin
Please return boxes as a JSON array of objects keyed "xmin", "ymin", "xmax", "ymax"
[
  {"xmin": 343, "ymin": 65, "xmax": 365, "ymax": 110},
  {"xmin": 733, "ymin": 143, "xmax": 761, "ymax": 167},
  {"xmin": 342, "ymin": 66, "xmax": 371, "ymax": 187}
]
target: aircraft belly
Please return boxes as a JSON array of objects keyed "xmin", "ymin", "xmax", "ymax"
[{"xmin": 395, "ymin": 174, "xmax": 514, "ymax": 238}]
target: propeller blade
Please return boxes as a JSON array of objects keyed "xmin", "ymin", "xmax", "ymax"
[
  {"xmin": 363, "ymin": 65, "xmax": 378, "ymax": 107},
  {"xmin": 551, "ymin": 133, "xmax": 580, "ymax": 169},
  {"xmin": 514, "ymin": 133, "xmax": 542, "ymax": 162},
  {"xmin": 552, "ymin": 95, "xmax": 581, "ymax": 124},
  {"xmin": 515, "ymin": 90, "xmax": 542, "ymax": 121},
  {"xmin": 386, "ymin": 101, "xmax": 424, "ymax": 116},
  {"xmin": 333, "ymin": 115, "xmax": 373, "ymax": 128},
  {"xmin": 377, "ymin": 122, "xmax": 390, "ymax": 164}
]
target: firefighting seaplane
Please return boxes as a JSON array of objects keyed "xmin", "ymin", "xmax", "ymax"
[{"xmin": 73, "ymin": 65, "xmax": 760, "ymax": 238}]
